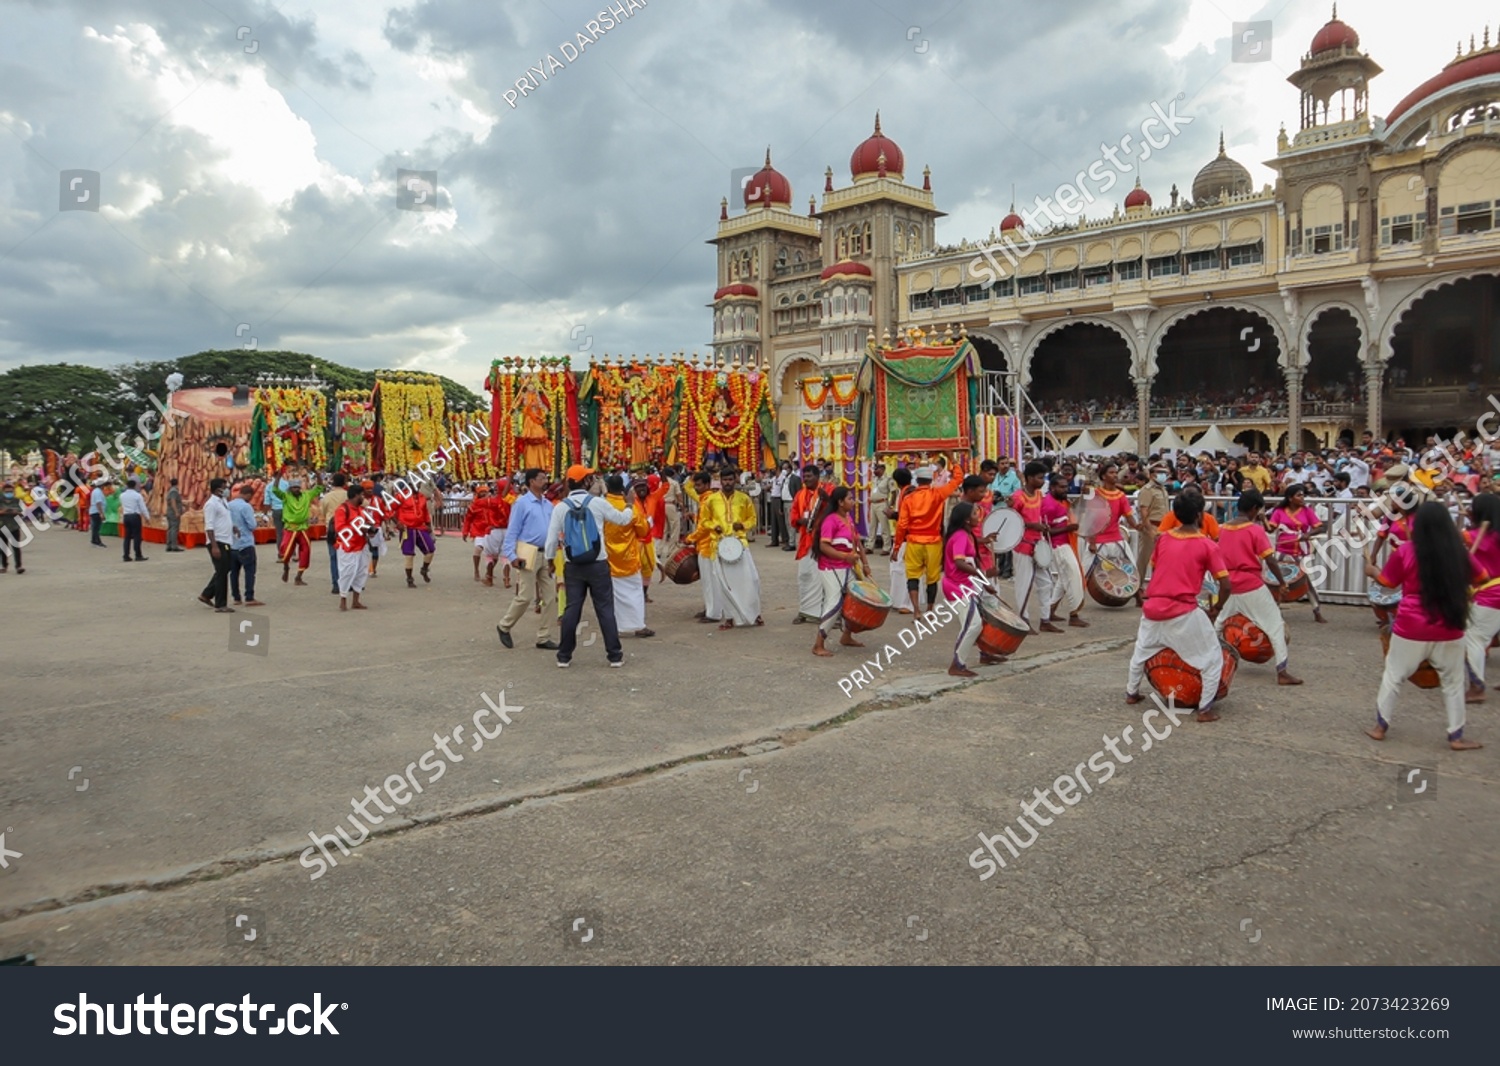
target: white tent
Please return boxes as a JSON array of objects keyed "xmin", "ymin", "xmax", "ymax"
[
  {"xmin": 1189, "ymin": 424, "xmax": 1245, "ymax": 456},
  {"xmin": 1066, "ymin": 428, "xmax": 1106, "ymax": 453},
  {"xmin": 1150, "ymin": 426, "xmax": 1191, "ymax": 453},
  {"xmin": 1102, "ymin": 427, "xmax": 1138, "ymax": 454}
]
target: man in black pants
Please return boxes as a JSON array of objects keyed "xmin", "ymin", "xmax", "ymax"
[
  {"xmin": 118, "ymin": 477, "xmax": 149, "ymax": 562},
  {"xmin": 547, "ymin": 464, "xmax": 637, "ymax": 668},
  {"xmin": 198, "ymin": 477, "xmax": 235, "ymax": 612}
]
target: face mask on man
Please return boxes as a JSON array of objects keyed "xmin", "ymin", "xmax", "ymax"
[{"xmin": 1154, "ymin": 472, "xmax": 1168, "ymax": 484}]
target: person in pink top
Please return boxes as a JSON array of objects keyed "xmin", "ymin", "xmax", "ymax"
[
  {"xmin": 1010, "ymin": 460, "xmax": 1057, "ymax": 632},
  {"xmin": 812, "ymin": 487, "xmax": 867, "ymax": 658},
  {"xmin": 1268, "ymin": 482, "xmax": 1328, "ymax": 624},
  {"xmin": 943, "ymin": 501, "xmax": 1002, "ymax": 677},
  {"xmin": 1085, "ymin": 460, "xmax": 1142, "ymax": 604},
  {"xmin": 1213, "ymin": 488, "xmax": 1302, "ymax": 686},
  {"xmin": 1463, "ymin": 492, "xmax": 1500, "ymax": 701},
  {"xmin": 1364, "ymin": 501, "xmax": 1482, "ymax": 750},
  {"xmin": 1042, "ymin": 473, "xmax": 1087, "ymax": 628},
  {"xmin": 1125, "ymin": 493, "xmax": 1232, "ymax": 722}
]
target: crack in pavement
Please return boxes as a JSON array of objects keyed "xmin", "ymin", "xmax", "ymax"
[{"xmin": 0, "ymin": 636, "xmax": 1134, "ymax": 927}]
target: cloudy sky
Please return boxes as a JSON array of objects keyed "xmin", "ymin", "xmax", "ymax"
[{"xmin": 0, "ymin": 0, "xmax": 1490, "ymax": 393}]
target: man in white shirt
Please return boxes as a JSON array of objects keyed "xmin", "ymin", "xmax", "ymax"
[
  {"xmin": 546, "ymin": 464, "xmax": 637, "ymax": 668},
  {"xmin": 868, "ymin": 462, "xmax": 892, "ymax": 552},
  {"xmin": 768, "ymin": 463, "xmax": 789, "ymax": 547},
  {"xmin": 1340, "ymin": 450, "xmax": 1371, "ymax": 492},
  {"xmin": 778, "ymin": 460, "xmax": 798, "ymax": 551},
  {"xmin": 198, "ymin": 477, "xmax": 236, "ymax": 611},
  {"xmin": 118, "ymin": 477, "xmax": 150, "ymax": 562}
]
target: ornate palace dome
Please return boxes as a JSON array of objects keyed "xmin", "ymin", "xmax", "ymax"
[
  {"xmin": 1192, "ymin": 132, "xmax": 1253, "ymax": 202},
  {"xmin": 743, "ymin": 148, "xmax": 792, "ymax": 209},
  {"xmin": 850, "ymin": 112, "xmax": 905, "ymax": 182}
]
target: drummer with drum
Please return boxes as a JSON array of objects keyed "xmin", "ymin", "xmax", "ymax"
[
  {"xmin": 1214, "ymin": 488, "xmax": 1303, "ymax": 686},
  {"xmin": 812, "ymin": 487, "xmax": 872, "ymax": 657},
  {"xmin": 1010, "ymin": 461, "xmax": 1060, "ymax": 633}
]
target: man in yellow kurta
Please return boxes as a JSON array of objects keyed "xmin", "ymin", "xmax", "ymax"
[
  {"xmin": 696, "ymin": 468, "xmax": 762, "ymax": 630},
  {"xmin": 604, "ymin": 475, "xmax": 654, "ymax": 637}
]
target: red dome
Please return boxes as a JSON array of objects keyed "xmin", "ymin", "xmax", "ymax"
[
  {"xmin": 1124, "ymin": 180, "xmax": 1152, "ymax": 208},
  {"xmin": 1310, "ymin": 13, "xmax": 1359, "ymax": 56},
  {"xmin": 713, "ymin": 283, "xmax": 758, "ymax": 300},
  {"xmin": 819, "ymin": 260, "xmax": 873, "ymax": 281},
  {"xmin": 1000, "ymin": 207, "xmax": 1024, "ymax": 231},
  {"xmin": 743, "ymin": 147, "xmax": 792, "ymax": 208},
  {"xmin": 1387, "ymin": 47, "xmax": 1500, "ymax": 124},
  {"xmin": 850, "ymin": 112, "xmax": 905, "ymax": 181}
]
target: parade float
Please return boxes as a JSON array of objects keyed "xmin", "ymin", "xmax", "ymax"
[
  {"xmin": 484, "ymin": 357, "xmax": 582, "ymax": 478},
  {"xmin": 144, "ymin": 386, "xmax": 258, "ymax": 544},
  {"xmin": 578, "ymin": 355, "xmax": 676, "ymax": 470},
  {"xmin": 372, "ymin": 372, "xmax": 447, "ymax": 475},
  {"xmin": 672, "ymin": 354, "xmax": 776, "ymax": 472},
  {"xmin": 249, "ymin": 378, "xmax": 329, "ymax": 472},
  {"xmin": 333, "ymin": 389, "xmax": 375, "ymax": 476}
]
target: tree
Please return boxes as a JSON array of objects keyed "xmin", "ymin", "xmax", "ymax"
[{"xmin": 0, "ymin": 364, "xmax": 136, "ymax": 454}]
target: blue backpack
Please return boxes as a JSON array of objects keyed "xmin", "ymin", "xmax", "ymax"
[{"xmin": 562, "ymin": 497, "xmax": 601, "ymax": 563}]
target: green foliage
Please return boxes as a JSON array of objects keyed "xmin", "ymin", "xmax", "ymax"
[
  {"xmin": 3, "ymin": 350, "xmax": 485, "ymax": 464},
  {"xmin": 0, "ymin": 363, "xmax": 136, "ymax": 454}
]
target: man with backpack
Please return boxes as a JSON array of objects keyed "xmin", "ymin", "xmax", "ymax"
[{"xmin": 544, "ymin": 463, "xmax": 640, "ymax": 668}]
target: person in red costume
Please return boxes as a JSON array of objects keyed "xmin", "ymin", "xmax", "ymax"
[{"xmin": 396, "ymin": 486, "xmax": 437, "ymax": 588}]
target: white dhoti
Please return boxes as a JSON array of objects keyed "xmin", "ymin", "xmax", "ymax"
[
  {"xmin": 716, "ymin": 549, "xmax": 760, "ymax": 626},
  {"xmin": 1126, "ymin": 609, "xmax": 1223, "ymax": 709},
  {"xmin": 337, "ymin": 548, "xmax": 369, "ymax": 594},
  {"xmin": 612, "ymin": 571, "xmax": 647, "ymax": 631},
  {"xmin": 1215, "ymin": 583, "xmax": 1289, "ymax": 669},
  {"xmin": 1464, "ymin": 602, "xmax": 1500, "ymax": 685},
  {"xmin": 480, "ymin": 526, "xmax": 507, "ymax": 559},
  {"xmin": 1050, "ymin": 541, "xmax": 1085, "ymax": 617},
  {"xmin": 889, "ymin": 544, "xmax": 924, "ymax": 612},
  {"xmin": 818, "ymin": 566, "xmax": 853, "ymax": 638},
  {"xmin": 700, "ymin": 553, "xmax": 721, "ymax": 619},
  {"xmin": 1379, "ymin": 634, "xmax": 1467, "ymax": 738},
  {"xmin": 952, "ymin": 588, "xmax": 985, "ymax": 668},
  {"xmin": 797, "ymin": 551, "xmax": 821, "ymax": 621},
  {"xmin": 1012, "ymin": 547, "xmax": 1054, "ymax": 626},
  {"xmin": 368, "ymin": 526, "xmax": 386, "ymax": 558}
]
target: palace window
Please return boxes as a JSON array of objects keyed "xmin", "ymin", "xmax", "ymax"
[
  {"xmin": 937, "ymin": 287, "xmax": 962, "ymax": 307},
  {"xmin": 1018, "ymin": 274, "xmax": 1047, "ymax": 295},
  {"xmin": 1380, "ymin": 215, "xmax": 1424, "ymax": 245},
  {"xmin": 1185, "ymin": 249, "xmax": 1219, "ymax": 273},
  {"xmin": 1226, "ymin": 241, "xmax": 1264, "ymax": 266},
  {"xmin": 909, "ymin": 291, "xmax": 934, "ymax": 311},
  {"xmin": 962, "ymin": 284, "xmax": 986, "ymax": 303},
  {"xmin": 1082, "ymin": 266, "xmax": 1112, "ymax": 288},
  {"xmin": 1115, "ymin": 258, "xmax": 1142, "ymax": 281},
  {"xmin": 1303, "ymin": 223, "xmax": 1343, "ymax": 254},
  {"xmin": 862, "ymin": 222, "xmax": 872, "ymax": 254},
  {"xmin": 1147, "ymin": 254, "xmax": 1180, "ymax": 278},
  {"xmin": 1048, "ymin": 270, "xmax": 1079, "ymax": 291},
  {"xmin": 991, "ymin": 277, "xmax": 1016, "ymax": 297},
  {"xmin": 1439, "ymin": 200, "xmax": 1497, "ymax": 236}
]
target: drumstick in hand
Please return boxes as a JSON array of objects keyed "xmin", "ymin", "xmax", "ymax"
[{"xmin": 1470, "ymin": 520, "xmax": 1490, "ymax": 556}]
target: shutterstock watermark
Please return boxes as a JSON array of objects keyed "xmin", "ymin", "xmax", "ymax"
[
  {"xmin": 300, "ymin": 689, "xmax": 522, "ymax": 880},
  {"xmin": 502, "ymin": 1, "xmax": 648, "ymax": 109},
  {"xmin": 969, "ymin": 96, "xmax": 1193, "ymax": 288},
  {"xmin": 968, "ymin": 693, "xmax": 1186, "ymax": 878}
]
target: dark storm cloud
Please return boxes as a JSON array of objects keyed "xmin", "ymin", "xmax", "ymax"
[{"xmin": 0, "ymin": 0, "xmax": 1265, "ymax": 383}]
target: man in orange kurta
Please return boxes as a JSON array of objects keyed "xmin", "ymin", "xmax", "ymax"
[{"xmin": 894, "ymin": 464, "xmax": 963, "ymax": 615}]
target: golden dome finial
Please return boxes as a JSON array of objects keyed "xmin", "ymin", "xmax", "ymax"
[
  {"xmin": 873, "ymin": 111, "xmax": 882, "ymax": 136},
  {"xmin": 765, "ymin": 146, "xmax": 772, "ymax": 167}
]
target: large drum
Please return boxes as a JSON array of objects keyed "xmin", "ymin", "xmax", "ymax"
[
  {"xmin": 1378, "ymin": 627, "xmax": 1441, "ymax": 689},
  {"xmin": 1221, "ymin": 613, "xmax": 1274, "ymax": 664},
  {"xmin": 842, "ymin": 579, "xmax": 892, "ymax": 633},
  {"xmin": 1144, "ymin": 642, "xmax": 1239, "ymax": 709},
  {"xmin": 983, "ymin": 509, "xmax": 1024, "ymax": 554},
  {"xmin": 1266, "ymin": 558, "xmax": 1308, "ymax": 603},
  {"xmin": 663, "ymin": 545, "xmax": 700, "ymax": 585},
  {"xmin": 1086, "ymin": 553, "xmax": 1138, "ymax": 607},
  {"xmin": 977, "ymin": 594, "xmax": 1029, "ymax": 657}
]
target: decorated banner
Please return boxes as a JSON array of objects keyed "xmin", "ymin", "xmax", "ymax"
[
  {"xmin": 975, "ymin": 414, "xmax": 1025, "ymax": 465},
  {"xmin": 372, "ymin": 373, "xmax": 446, "ymax": 475},
  {"xmin": 673, "ymin": 360, "xmax": 775, "ymax": 472},
  {"xmin": 249, "ymin": 386, "xmax": 329, "ymax": 471},
  {"xmin": 579, "ymin": 359, "xmax": 676, "ymax": 470},
  {"xmin": 333, "ymin": 390, "xmax": 375, "ymax": 476},
  {"xmin": 484, "ymin": 357, "xmax": 581, "ymax": 479},
  {"xmin": 855, "ymin": 330, "xmax": 980, "ymax": 457},
  {"xmin": 798, "ymin": 417, "xmax": 868, "ymax": 534}
]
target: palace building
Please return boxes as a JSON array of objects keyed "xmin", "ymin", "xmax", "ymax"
[{"xmin": 711, "ymin": 9, "xmax": 1500, "ymax": 457}]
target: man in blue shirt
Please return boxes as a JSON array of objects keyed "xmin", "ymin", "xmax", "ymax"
[
  {"xmin": 263, "ymin": 472, "xmax": 290, "ymax": 543},
  {"xmin": 991, "ymin": 456, "xmax": 1022, "ymax": 498},
  {"xmin": 496, "ymin": 468, "xmax": 559, "ymax": 650},
  {"xmin": 228, "ymin": 482, "xmax": 264, "ymax": 606},
  {"xmin": 89, "ymin": 479, "xmax": 108, "ymax": 546}
]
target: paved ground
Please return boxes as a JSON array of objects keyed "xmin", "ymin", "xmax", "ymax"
[{"xmin": 1, "ymin": 528, "xmax": 1496, "ymax": 964}]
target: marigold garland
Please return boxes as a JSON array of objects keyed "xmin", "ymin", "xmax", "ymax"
[{"xmin": 254, "ymin": 387, "xmax": 328, "ymax": 470}]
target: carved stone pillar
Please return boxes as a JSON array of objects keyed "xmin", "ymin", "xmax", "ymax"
[
  {"xmin": 1364, "ymin": 357, "xmax": 1383, "ymax": 440},
  {"xmin": 1284, "ymin": 359, "xmax": 1303, "ymax": 453},
  {"xmin": 1136, "ymin": 377, "xmax": 1151, "ymax": 454}
]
